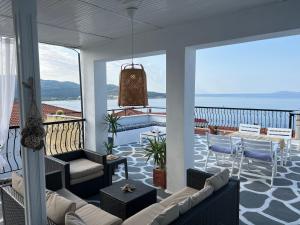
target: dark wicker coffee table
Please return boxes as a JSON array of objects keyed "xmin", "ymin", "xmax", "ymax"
[{"xmin": 99, "ymin": 179, "xmax": 157, "ymax": 220}]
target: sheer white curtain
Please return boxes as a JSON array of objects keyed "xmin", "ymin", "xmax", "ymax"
[{"xmin": 0, "ymin": 37, "xmax": 16, "ymax": 168}]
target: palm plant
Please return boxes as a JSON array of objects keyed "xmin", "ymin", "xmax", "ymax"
[
  {"xmin": 104, "ymin": 113, "xmax": 121, "ymax": 146},
  {"xmin": 144, "ymin": 138, "xmax": 166, "ymax": 170},
  {"xmin": 104, "ymin": 141, "xmax": 114, "ymax": 155}
]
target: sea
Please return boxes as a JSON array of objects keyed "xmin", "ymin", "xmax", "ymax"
[{"xmin": 43, "ymin": 96, "xmax": 300, "ymax": 112}]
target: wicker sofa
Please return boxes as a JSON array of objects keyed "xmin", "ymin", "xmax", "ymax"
[
  {"xmin": 45, "ymin": 149, "xmax": 109, "ymax": 198},
  {"xmin": 1, "ymin": 169, "xmax": 239, "ymax": 225},
  {"xmin": 170, "ymin": 169, "xmax": 239, "ymax": 225},
  {"xmin": 121, "ymin": 169, "xmax": 240, "ymax": 225},
  {"xmin": 1, "ymin": 170, "xmax": 122, "ymax": 225}
]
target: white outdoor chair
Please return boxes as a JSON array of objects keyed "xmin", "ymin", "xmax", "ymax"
[
  {"xmin": 238, "ymin": 138, "xmax": 277, "ymax": 187},
  {"xmin": 239, "ymin": 124, "xmax": 261, "ymax": 135},
  {"xmin": 205, "ymin": 134, "xmax": 237, "ymax": 175},
  {"xmin": 267, "ymin": 127, "xmax": 292, "ymax": 165}
]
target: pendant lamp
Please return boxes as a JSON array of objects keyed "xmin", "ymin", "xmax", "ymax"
[{"xmin": 118, "ymin": 7, "xmax": 148, "ymax": 107}]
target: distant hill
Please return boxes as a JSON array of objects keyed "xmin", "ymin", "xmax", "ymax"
[{"xmin": 16, "ymin": 80, "xmax": 166, "ymax": 101}]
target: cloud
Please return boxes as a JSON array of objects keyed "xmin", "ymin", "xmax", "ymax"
[
  {"xmin": 39, "ymin": 43, "xmax": 166, "ymax": 92},
  {"xmin": 106, "ymin": 54, "xmax": 166, "ymax": 93},
  {"xmin": 39, "ymin": 43, "xmax": 79, "ymax": 83}
]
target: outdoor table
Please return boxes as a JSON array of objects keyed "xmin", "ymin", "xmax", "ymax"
[
  {"xmin": 107, "ymin": 157, "xmax": 128, "ymax": 185},
  {"xmin": 139, "ymin": 131, "xmax": 166, "ymax": 144},
  {"xmin": 100, "ymin": 179, "xmax": 157, "ymax": 220},
  {"xmin": 227, "ymin": 131, "xmax": 287, "ymax": 165}
]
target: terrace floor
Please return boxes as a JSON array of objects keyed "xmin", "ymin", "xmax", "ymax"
[{"xmin": 106, "ymin": 135, "xmax": 300, "ymax": 225}]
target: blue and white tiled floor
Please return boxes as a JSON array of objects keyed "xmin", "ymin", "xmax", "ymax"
[
  {"xmin": 110, "ymin": 135, "xmax": 300, "ymax": 225},
  {"xmin": 1, "ymin": 135, "xmax": 300, "ymax": 225}
]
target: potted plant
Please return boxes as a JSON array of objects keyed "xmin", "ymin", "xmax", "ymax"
[
  {"xmin": 144, "ymin": 137, "xmax": 166, "ymax": 189},
  {"xmin": 104, "ymin": 141, "xmax": 114, "ymax": 155},
  {"xmin": 104, "ymin": 113, "xmax": 121, "ymax": 147}
]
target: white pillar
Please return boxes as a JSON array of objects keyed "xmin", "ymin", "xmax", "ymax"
[
  {"xmin": 12, "ymin": 0, "xmax": 47, "ymax": 224},
  {"xmin": 166, "ymin": 47, "xmax": 196, "ymax": 192},
  {"xmin": 81, "ymin": 52, "xmax": 107, "ymax": 154}
]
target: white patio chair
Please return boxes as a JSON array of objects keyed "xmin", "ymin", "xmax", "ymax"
[
  {"xmin": 239, "ymin": 124, "xmax": 261, "ymax": 135},
  {"xmin": 267, "ymin": 127, "xmax": 292, "ymax": 165},
  {"xmin": 238, "ymin": 138, "xmax": 276, "ymax": 187},
  {"xmin": 205, "ymin": 134, "xmax": 237, "ymax": 175}
]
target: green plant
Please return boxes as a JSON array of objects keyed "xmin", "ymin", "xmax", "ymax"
[
  {"xmin": 144, "ymin": 138, "xmax": 166, "ymax": 170},
  {"xmin": 56, "ymin": 110, "xmax": 64, "ymax": 115},
  {"xmin": 104, "ymin": 141, "xmax": 114, "ymax": 155},
  {"xmin": 104, "ymin": 113, "xmax": 121, "ymax": 146}
]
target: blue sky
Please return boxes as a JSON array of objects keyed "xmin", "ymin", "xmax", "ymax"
[{"xmin": 39, "ymin": 34, "xmax": 300, "ymax": 94}]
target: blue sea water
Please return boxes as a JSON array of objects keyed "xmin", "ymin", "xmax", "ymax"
[{"xmin": 43, "ymin": 96, "xmax": 300, "ymax": 112}]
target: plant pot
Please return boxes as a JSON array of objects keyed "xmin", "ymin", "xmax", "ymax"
[
  {"xmin": 153, "ymin": 168, "xmax": 166, "ymax": 189},
  {"xmin": 208, "ymin": 126, "xmax": 218, "ymax": 135}
]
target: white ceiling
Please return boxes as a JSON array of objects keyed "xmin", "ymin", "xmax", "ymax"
[{"xmin": 0, "ymin": 0, "xmax": 282, "ymax": 48}]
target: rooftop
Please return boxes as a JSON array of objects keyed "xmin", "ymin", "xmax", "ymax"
[{"xmin": 9, "ymin": 102, "xmax": 82, "ymax": 126}]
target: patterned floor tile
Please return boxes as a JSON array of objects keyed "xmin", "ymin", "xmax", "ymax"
[{"xmin": 111, "ymin": 135, "xmax": 300, "ymax": 225}]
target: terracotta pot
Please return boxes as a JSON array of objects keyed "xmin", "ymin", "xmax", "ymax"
[
  {"xmin": 153, "ymin": 168, "xmax": 166, "ymax": 189},
  {"xmin": 208, "ymin": 126, "xmax": 218, "ymax": 135}
]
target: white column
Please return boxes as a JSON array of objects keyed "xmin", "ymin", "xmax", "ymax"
[
  {"xmin": 12, "ymin": 0, "xmax": 47, "ymax": 224},
  {"xmin": 81, "ymin": 52, "xmax": 107, "ymax": 154},
  {"xmin": 166, "ymin": 46, "xmax": 196, "ymax": 192}
]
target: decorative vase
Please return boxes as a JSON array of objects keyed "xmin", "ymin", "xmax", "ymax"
[{"xmin": 153, "ymin": 168, "xmax": 166, "ymax": 189}]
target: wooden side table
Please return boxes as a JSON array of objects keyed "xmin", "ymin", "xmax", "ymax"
[{"xmin": 107, "ymin": 157, "xmax": 128, "ymax": 185}]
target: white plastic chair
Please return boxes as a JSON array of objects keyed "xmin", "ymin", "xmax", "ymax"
[
  {"xmin": 205, "ymin": 134, "xmax": 237, "ymax": 175},
  {"xmin": 239, "ymin": 124, "xmax": 261, "ymax": 135},
  {"xmin": 238, "ymin": 138, "xmax": 276, "ymax": 187},
  {"xmin": 267, "ymin": 128, "xmax": 292, "ymax": 165}
]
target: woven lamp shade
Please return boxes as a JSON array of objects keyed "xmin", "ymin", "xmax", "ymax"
[{"xmin": 118, "ymin": 64, "xmax": 148, "ymax": 107}]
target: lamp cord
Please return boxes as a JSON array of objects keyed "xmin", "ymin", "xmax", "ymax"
[{"xmin": 131, "ymin": 15, "xmax": 134, "ymax": 65}]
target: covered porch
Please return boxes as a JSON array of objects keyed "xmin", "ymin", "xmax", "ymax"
[{"xmin": 1, "ymin": 0, "xmax": 300, "ymax": 224}]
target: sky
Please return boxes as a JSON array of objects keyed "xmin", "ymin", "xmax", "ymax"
[{"xmin": 39, "ymin": 34, "xmax": 300, "ymax": 94}]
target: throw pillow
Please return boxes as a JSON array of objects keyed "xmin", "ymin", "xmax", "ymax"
[
  {"xmin": 12, "ymin": 172, "xmax": 24, "ymax": 196},
  {"xmin": 65, "ymin": 212, "xmax": 86, "ymax": 225},
  {"xmin": 46, "ymin": 191, "xmax": 76, "ymax": 225},
  {"xmin": 205, "ymin": 168, "xmax": 230, "ymax": 191},
  {"xmin": 190, "ymin": 185, "xmax": 214, "ymax": 207},
  {"xmin": 151, "ymin": 204, "xmax": 179, "ymax": 225},
  {"xmin": 178, "ymin": 197, "xmax": 192, "ymax": 214}
]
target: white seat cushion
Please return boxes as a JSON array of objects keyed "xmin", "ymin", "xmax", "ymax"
[
  {"xmin": 12, "ymin": 172, "xmax": 24, "ymax": 196},
  {"xmin": 69, "ymin": 159, "xmax": 104, "ymax": 185},
  {"xmin": 159, "ymin": 187, "xmax": 198, "ymax": 213},
  {"xmin": 205, "ymin": 169, "xmax": 230, "ymax": 191},
  {"xmin": 57, "ymin": 188, "xmax": 87, "ymax": 209},
  {"xmin": 122, "ymin": 203, "xmax": 165, "ymax": 225},
  {"xmin": 75, "ymin": 204, "xmax": 122, "ymax": 225},
  {"xmin": 151, "ymin": 204, "xmax": 179, "ymax": 225},
  {"xmin": 190, "ymin": 185, "xmax": 214, "ymax": 207},
  {"xmin": 65, "ymin": 212, "xmax": 86, "ymax": 225},
  {"xmin": 46, "ymin": 191, "xmax": 76, "ymax": 225}
]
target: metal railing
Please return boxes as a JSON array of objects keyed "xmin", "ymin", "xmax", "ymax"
[
  {"xmin": 109, "ymin": 106, "xmax": 296, "ymax": 130},
  {"xmin": 1, "ymin": 119, "xmax": 85, "ymax": 176},
  {"xmin": 107, "ymin": 106, "xmax": 166, "ymax": 115},
  {"xmin": 194, "ymin": 106, "xmax": 295, "ymax": 129},
  {"xmin": 2, "ymin": 106, "xmax": 297, "ymax": 176}
]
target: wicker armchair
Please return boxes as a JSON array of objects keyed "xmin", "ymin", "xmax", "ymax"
[
  {"xmin": 45, "ymin": 149, "xmax": 109, "ymax": 198},
  {"xmin": 1, "ymin": 170, "xmax": 62, "ymax": 225}
]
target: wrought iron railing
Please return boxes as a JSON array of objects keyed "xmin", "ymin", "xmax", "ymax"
[
  {"xmin": 1, "ymin": 119, "xmax": 85, "ymax": 176},
  {"xmin": 2, "ymin": 106, "xmax": 296, "ymax": 176},
  {"xmin": 44, "ymin": 119, "xmax": 85, "ymax": 155},
  {"xmin": 194, "ymin": 106, "xmax": 295, "ymax": 129}
]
